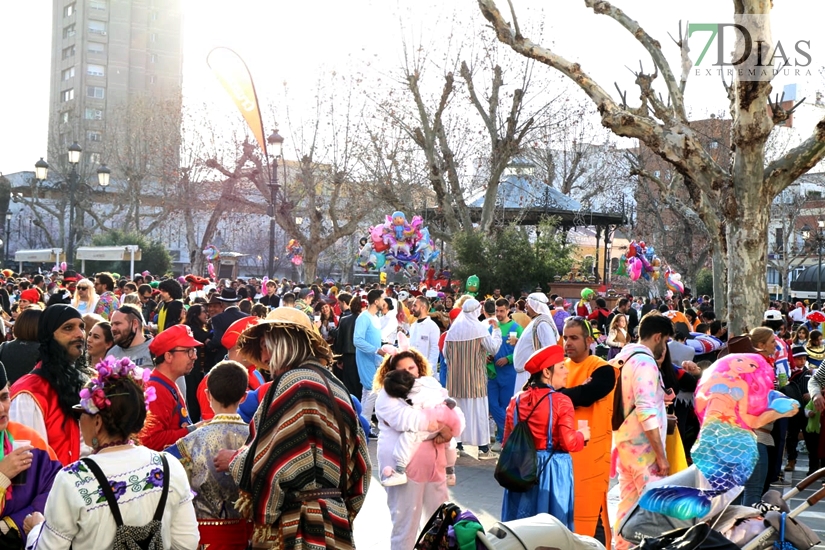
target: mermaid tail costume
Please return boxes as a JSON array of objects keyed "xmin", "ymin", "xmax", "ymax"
[{"xmin": 640, "ymin": 381, "xmax": 796, "ymax": 520}]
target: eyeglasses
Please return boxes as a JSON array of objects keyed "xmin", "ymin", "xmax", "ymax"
[
  {"xmin": 169, "ymin": 348, "xmax": 197, "ymax": 357},
  {"xmin": 77, "ymin": 286, "xmax": 89, "ymax": 290}
]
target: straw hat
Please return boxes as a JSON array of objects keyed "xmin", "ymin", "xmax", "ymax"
[{"xmin": 236, "ymin": 306, "xmax": 332, "ymax": 369}]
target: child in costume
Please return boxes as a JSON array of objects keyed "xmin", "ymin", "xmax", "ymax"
[
  {"xmin": 379, "ymin": 369, "xmax": 459, "ymax": 487},
  {"xmin": 166, "ymin": 361, "xmax": 252, "ymax": 549}
]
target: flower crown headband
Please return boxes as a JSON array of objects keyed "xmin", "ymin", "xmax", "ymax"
[{"xmin": 78, "ymin": 356, "xmax": 157, "ymax": 415}]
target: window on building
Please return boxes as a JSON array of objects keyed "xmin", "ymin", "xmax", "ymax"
[
  {"xmin": 653, "ymin": 170, "xmax": 661, "ymax": 178},
  {"xmin": 90, "ymin": 0, "xmax": 107, "ymax": 10},
  {"xmin": 64, "ymin": 3, "xmax": 75, "ymax": 17},
  {"xmin": 88, "ymin": 21, "xmax": 106, "ymax": 35},
  {"xmin": 87, "ymin": 131, "xmax": 103, "ymax": 142},
  {"xmin": 88, "ymin": 42, "xmax": 105, "ymax": 55},
  {"xmin": 87, "ymin": 64, "xmax": 105, "ymax": 77},
  {"xmin": 150, "ymin": 33, "xmax": 157, "ymax": 43},
  {"xmin": 62, "ymin": 67, "xmax": 75, "ymax": 81},
  {"xmin": 86, "ymin": 86, "xmax": 105, "ymax": 99},
  {"xmin": 63, "ymin": 24, "xmax": 76, "ymax": 38},
  {"xmin": 87, "ymin": 152, "xmax": 102, "ymax": 165},
  {"xmin": 710, "ymin": 140, "xmax": 720, "ymax": 149},
  {"xmin": 61, "ymin": 89, "xmax": 75, "ymax": 102},
  {"xmin": 85, "ymin": 108, "xmax": 104, "ymax": 120},
  {"xmin": 150, "ymin": 54, "xmax": 156, "ymax": 63},
  {"xmin": 148, "ymin": 75, "xmax": 156, "ymax": 84},
  {"xmin": 775, "ymin": 227, "xmax": 784, "ymax": 247},
  {"xmin": 62, "ymin": 45, "xmax": 75, "ymax": 59},
  {"xmin": 60, "ymin": 112, "xmax": 70, "ymax": 124},
  {"xmin": 151, "ymin": 10, "xmax": 158, "ymax": 20}
]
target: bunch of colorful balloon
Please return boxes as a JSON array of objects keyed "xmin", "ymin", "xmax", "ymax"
[
  {"xmin": 357, "ymin": 211, "xmax": 439, "ymax": 280},
  {"xmin": 615, "ymin": 240, "xmax": 662, "ymax": 282},
  {"xmin": 202, "ymin": 244, "xmax": 220, "ymax": 280},
  {"xmin": 286, "ymin": 239, "xmax": 304, "ymax": 266}
]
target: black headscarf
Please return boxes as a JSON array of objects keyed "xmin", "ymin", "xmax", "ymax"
[{"xmin": 36, "ymin": 304, "xmax": 88, "ymax": 417}]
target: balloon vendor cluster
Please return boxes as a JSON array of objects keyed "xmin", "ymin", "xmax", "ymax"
[
  {"xmin": 357, "ymin": 211, "xmax": 439, "ymax": 280},
  {"xmin": 616, "ymin": 240, "xmax": 684, "ymax": 293}
]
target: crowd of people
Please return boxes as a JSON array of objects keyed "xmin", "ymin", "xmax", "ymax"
[{"xmin": 0, "ymin": 266, "xmax": 820, "ymax": 549}]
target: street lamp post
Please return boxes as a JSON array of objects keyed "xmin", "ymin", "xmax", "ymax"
[
  {"xmin": 65, "ymin": 142, "xmax": 81, "ymax": 270},
  {"xmin": 266, "ymin": 130, "xmax": 284, "ymax": 278},
  {"xmin": 803, "ymin": 220, "xmax": 825, "ymax": 306},
  {"xmin": 4, "ymin": 213, "xmax": 11, "ymax": 266},
  {"xmin": 34, "ymin": 146, "xmax": 111, "ymax": 270}
]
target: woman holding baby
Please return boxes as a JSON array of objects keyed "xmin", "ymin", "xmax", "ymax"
[{"xmin": 374, "ymin": 349, "xmax": 465, "ymax": 550}]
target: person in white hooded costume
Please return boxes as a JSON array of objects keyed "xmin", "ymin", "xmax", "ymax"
[
  {"xmin": 513, "ymin": 292, "xmax": 560, "ymax": 394},
  {"xmin": 443, "ymin": 298, "xmax": 502, "ymax": 458}
]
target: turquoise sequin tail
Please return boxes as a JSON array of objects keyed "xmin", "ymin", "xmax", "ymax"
[{"xmin": 639, "ymin": 419, "xmax": 757, "ymax": 520}]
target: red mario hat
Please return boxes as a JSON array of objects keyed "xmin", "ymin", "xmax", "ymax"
[
  {"xmin": 524, "ymin": 344, "xmax": 565, "ymax": 375},
  {"xmin": 149, "ymin": 325, "xmax": 203, "ymax": 357},
  {"xmin": 221, "ymin": 316, "xmax": 259, "ymax": 350}
]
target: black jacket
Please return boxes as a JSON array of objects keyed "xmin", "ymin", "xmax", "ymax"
[
  {"xmin": 333, "ymin": 311, "xmax": 357, "ymax": 355},
  {"xmin": 781, "ymin": 369, "xmax": 811, "ymax": 418},
  {"xmin": 259, "ymin": 294, "xmax": 281, "ymax": 308},
  {"xmin": 206, "ymin": 306, "xmax": 249, "ymax": 351}
]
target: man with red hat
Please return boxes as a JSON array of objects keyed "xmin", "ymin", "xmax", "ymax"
[
  {"xmin": 196, "ymin": 316, "xmax": 262, "ymax": 421},
  {"xmin": 139, "ymin": 325, "xmax": 203, "ymax": 451}
]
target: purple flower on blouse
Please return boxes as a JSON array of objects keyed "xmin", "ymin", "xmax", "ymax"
[
  {"xmin": 147, "ymin": 468, "xmax": 164, "ymax": 487},
  {"xmin": 104, "ymin": 480, "xmax": 127, "ymax": 500}
]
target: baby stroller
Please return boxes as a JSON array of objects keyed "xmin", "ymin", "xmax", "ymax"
[
  {"xmin": 415, "ymin": 502, "xmax": 604, "ymax": 550},
  {"xmin": 617, "ymin": 466, "xmax": 825, "ymax": 549}
]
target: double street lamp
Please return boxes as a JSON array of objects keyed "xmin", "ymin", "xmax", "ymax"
[
  {"xmin": 34, "ymin": 142, "xmax": 111, "ymax": 269},
  {"xmin": 802, "ymin": 220, "xmax": 825, "ymax": 306},
  {"xmin": 266, "ymin": 130, "xmax": 284, "ymax": 278}
]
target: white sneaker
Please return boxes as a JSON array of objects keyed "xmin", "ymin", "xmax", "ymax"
[
  {"xmin": 446, "ymin": 473, "xmax": 456, "ymax": 486},
  {"xmin": 381, "ymin": 467, "xmax": 408, "ymax": 487},
  {"xmin": 477, "ymin": 449, "xmax": 499, "ymax": 460},
  {"xmin": 491, "ymin": 441, "xmax": 502, "ymax": 453}
]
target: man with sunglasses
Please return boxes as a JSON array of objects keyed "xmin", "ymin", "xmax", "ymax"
[
  {"xmin": 560, "ymin": 316, "xmax": 618, "ymax": 547},
  {"xmin": 139, "ymin": 325, "xmax": 203, "ymax": 451},
  {"xmin": 137, "ymin": 283, "xmax": 156, "ymax": 324}
]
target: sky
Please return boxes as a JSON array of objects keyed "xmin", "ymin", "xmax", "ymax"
[{"xmin": 1, "ymin": 0, "xmax": 823, "ymax": 175}]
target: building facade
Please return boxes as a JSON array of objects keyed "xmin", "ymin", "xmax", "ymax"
[{"xmin": 47, "ymin": 0, "xmax": 183, "ymax": 165}]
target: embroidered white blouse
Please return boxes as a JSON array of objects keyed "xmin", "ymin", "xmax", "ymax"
[{"xmin": 26, "ymin": 445, "xmax": 198, "ymax": 550}]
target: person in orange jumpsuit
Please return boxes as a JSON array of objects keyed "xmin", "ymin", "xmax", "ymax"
[{"xmin": 559, "ymin": 316, "xmax": 618, "ymax": 547}]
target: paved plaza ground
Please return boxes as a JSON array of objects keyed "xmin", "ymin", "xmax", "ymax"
[{"xmin": 353, "ymin": 440, "xmax": 825, "ymax": 549}]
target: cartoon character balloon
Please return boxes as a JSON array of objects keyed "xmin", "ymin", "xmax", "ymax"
[
  {"xmin": 627, "ymin": 256, "xmax": 643, "ymax": 281},
  {"xmin": 203, "ymin": 244, "xmax": 221, "ymax": 281},
  {"xmin": 640, "ymin": 353, "xmax": 798, "ymax": 520},
  {"xmin": 665, "ymin": 268, "xmax": 685, "ymax": 294},
  {"xmin": 465, "ymin": 275, "xmax": 480, "ymax": 296}
]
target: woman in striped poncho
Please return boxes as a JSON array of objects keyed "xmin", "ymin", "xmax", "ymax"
[{"xmin": 214, "ymin": 307, "xmax": 371, "ymax": 550}]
